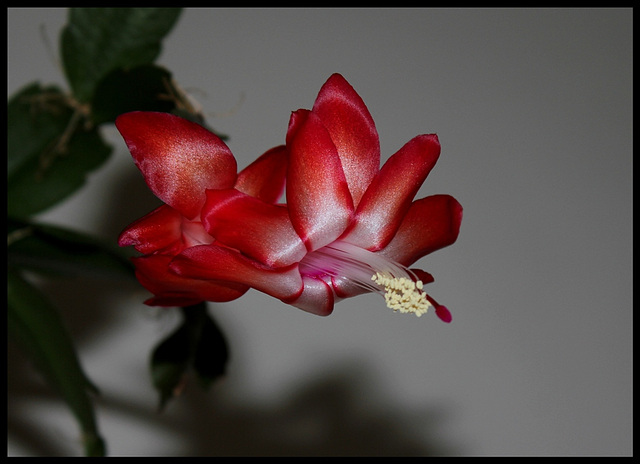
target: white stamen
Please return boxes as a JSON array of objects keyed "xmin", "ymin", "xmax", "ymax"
[{"xmin": 299, "ymin": 240, "xmax": 433, "ymax": 316}]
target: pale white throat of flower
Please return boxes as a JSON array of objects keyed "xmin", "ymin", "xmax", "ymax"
[{"xmin": 299, "ymin": 240, "xmax": 433, "ymax": 317}]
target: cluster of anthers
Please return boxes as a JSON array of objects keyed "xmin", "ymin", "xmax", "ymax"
[
  {"xmin": 299, "ymin": 241, "xmax": 435, "ymax": 318},
  {"xmin": 371, "ymin": 272, "xmax": 432, "ymax": 317}
]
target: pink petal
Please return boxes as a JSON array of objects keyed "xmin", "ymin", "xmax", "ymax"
[
  {"xmin": 286, "ymin": 276, "xmax": 335, "ymax": 316},
  {"xmin": 235, "ymin": 145, "xmax": 287, "ymax": 203},
  {"xmin": 341, "ymin": 134, "xmax": 441, "ymax": 251},
  {"xmin": 171, "ymin": 245, "xmax": 304, "ymax": 302},
  {"xmin": 118, "ymin": 205, "xmax": 183, "ymax": 254},
  {"xmin": 115, "ymin": 112, "xmax": 237, "ymax": 219},
  {"xmin": 202, "ymin": 189, "xmax": 307, "ymax": 267},
  {"xmin": 312, "ymin": 74, "xmax": 380, "ymax": 206},
  {"xmin": 330, "ymin": 275, "xmax": 369, "ymax": 299},
  {"xmin": 285, "ymin": 109, "xmax": 354, "ymax": 251},
  {"xmin": 132, "ymin": 255, "xmax": 248, "ymax": 307},
  {"xmin": 379, "ymin": 194, "xmax": 463, "ymax": 266}
]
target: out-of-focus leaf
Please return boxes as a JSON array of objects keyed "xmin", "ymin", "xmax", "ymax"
[
  {"xmin": 7, "ymin": 83, "xmax": 112, "ymax": 218},
  {"xmin": 150, "ymin": 304, "xmax": 228, "ymax": 410},
  {"xmin": 90, "ymin": 64, "xmax": 227, "ymax": 139},
  {"xmin": 7, "ymin": 268, "xmax": 105, "ymax": 456},
  {"xmin": 192, "ymin": 313, "xmax": 229, "ymax": 389},
  {"xmin": 8, "ymin": 218, "xmax": 135, "ymax": 280},
  {"xmin": 150, "ymin": 320, "xmax": 192, "ymax": 411},
  {"xmin": 61, "ymin": 8, "xmax": 182, "ymax": 103},
  {"xmin": 8, "ymin": 83, "xmax": 68, "ymax": 179},
  {"xmin": 90, "ymin": 65, "xmax": 176, "ymax": 125}
]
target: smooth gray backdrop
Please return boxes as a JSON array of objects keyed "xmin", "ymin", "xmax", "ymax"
[{"xmin": 8, "ymin": 8, "xmax": 632, "ymax": 456}]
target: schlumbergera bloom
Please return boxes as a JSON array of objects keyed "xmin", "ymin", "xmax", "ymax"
[{"xmin": 116, "ymin": 74, "xmax": 462, "ymax": 321}]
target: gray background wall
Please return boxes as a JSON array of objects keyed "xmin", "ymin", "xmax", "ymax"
[{"xmin": 8, "ymin": 8, "xmax": 632, "ymax": 456}]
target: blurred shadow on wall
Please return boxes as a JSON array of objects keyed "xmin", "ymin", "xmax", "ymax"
[
  {"xmin": 9, "ymin": 342, "xmax": 459, "ymax": 456},
  {"xmin": 170, "ymin": 363, "xmax": 459, "ymax": 456}
]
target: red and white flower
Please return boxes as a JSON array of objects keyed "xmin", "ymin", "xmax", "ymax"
[{"xmin": 117, "ymin": 74, "xmax": 462, "ymax": 321}]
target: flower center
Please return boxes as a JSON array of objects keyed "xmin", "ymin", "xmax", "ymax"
[{"xmin": 299, "ymin": 240, "xmax": 433, "ymax": 317}]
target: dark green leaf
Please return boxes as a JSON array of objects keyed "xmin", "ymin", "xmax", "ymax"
[
  {"xmin": 90, "ymin": 65, "xmax": 176, "ymax": 125},
  {"xmin": 7, "ymin": 83, "xmax": 113, "ymax": 218},
  {"xmin": 150, "ymin": 304, "xmax": 228, "ymax": 410},
  {"xmin": 8, "ymin": 218, "xmax": 135, "ymax": 280},
  {"xmin": 150, "ymin": 322, "xmax": 192, "ymax": 411},
  {"xmin": 90, "ymin": 64, "xmax": 229, "ymax": 141},
  {"xmin": 8, "ymin": 114, "xmax": 112, "ymax": 218},
  {"xmin": 8, "ymin": 83, "xmax": 68, "ymax": 180},
  {"xmin": 61, "ymin": 8, "xmax": 182, "ymax": 102},
  {"xmin": 7, "ymin": 268, "xmax": 105, "ymax": 456},
  {"xmin": 193, "ymin": 313, "xmax": 229, "ymax": 389}
]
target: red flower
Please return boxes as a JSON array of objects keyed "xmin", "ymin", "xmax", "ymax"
[{"xmin": 117, "ymin": 74, "xmax": 462, "ymax": 321}]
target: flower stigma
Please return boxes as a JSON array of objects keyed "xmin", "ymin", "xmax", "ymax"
[{"xmin": 299, "ymin": 240, "xmax": 433, "ymax": 317}]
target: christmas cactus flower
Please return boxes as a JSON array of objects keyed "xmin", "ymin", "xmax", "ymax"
[{"xmin": 117, "ymin": 74, "xmax": 462, "ymax": 321}]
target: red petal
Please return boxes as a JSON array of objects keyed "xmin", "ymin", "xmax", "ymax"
[
  {"xmin": 202, "ymin": 189, "xmax": 307, "ymax": 267},
  {"xmin": 330, "ymin": 275, "xmax": 369, "ymax": 299},
  {"xmin": 286, "ymin": 276, "xmax": 335, "ymax": 316},
  {"xmin": 342, "ymin": 134, "xmax": 441, "ymax": 251},
  {"xmin": 119, "ymin": 204, "xmax": 214, "ymax": 255},
  {"xmin": 312, "ymin": 74, "xmax": 380, "ymax": 206},
  {"xmin": 118, "ymin": 205, "xmax": 183, "ymax": 254},
  {"xmin": 285, "ymin": 109, "xmax": 354, "ymax": 251},
  {"xmin": 379, "ymin": 194, "xmax": 463, "ymax": 266},
  {"xmin": 410, "ymin": 268, "xmax": 435, "ymax": 285},
  {"xmin": 115, "ymin": 112, "xmax": 237, "ymax": 219},
  {"xmin": 132, "ymin": 255, "xmax": 248, "ymax": 307},
  {"xmin": 235, "ymin": 145, "xmax": 287, "ymax": 203},
  {"xmin": 171, "ymin": 245, "xmax": 304, "ymax": 302}
]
